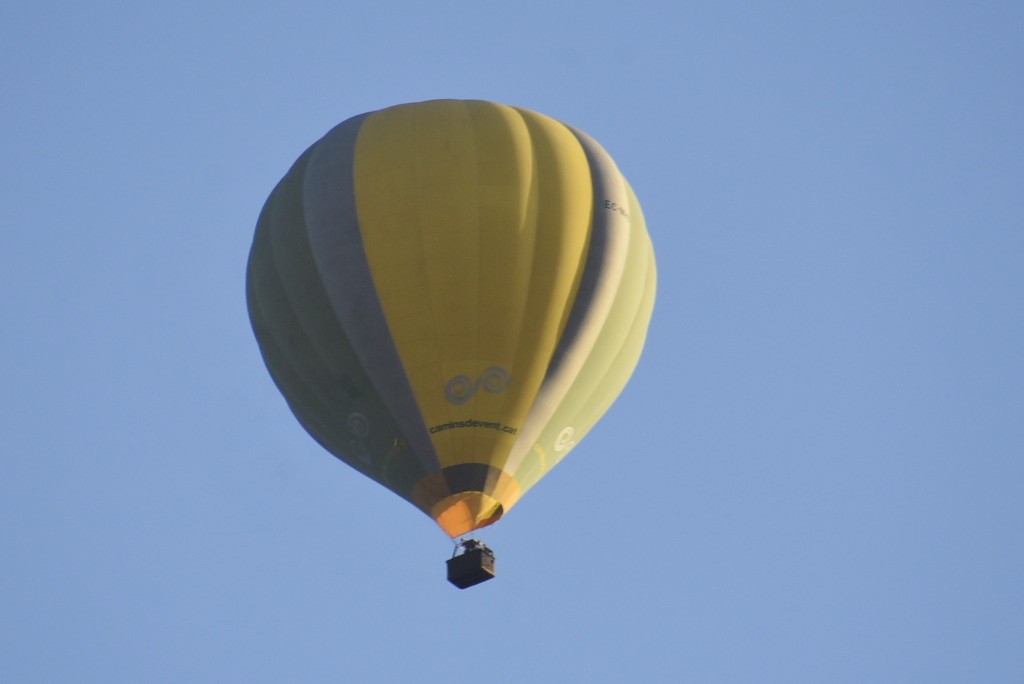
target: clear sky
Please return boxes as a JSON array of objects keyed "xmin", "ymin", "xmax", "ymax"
[{"xmin": 2, "ymin": 2, "xmax": 1022, "ymax": 682}]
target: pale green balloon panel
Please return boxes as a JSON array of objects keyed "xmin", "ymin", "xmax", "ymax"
[{"xmin": 512, "ymin": 182, "xmax": 657, "ymax": 493}]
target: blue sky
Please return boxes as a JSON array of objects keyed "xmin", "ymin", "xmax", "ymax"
[{"xmin": 2, "ymin": 2, "xmax": 1022, "ymax": 682}]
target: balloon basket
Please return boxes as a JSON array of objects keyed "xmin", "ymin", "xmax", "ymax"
[{"xmin": 447, "ymin": 540, "xmax": 495, "ymax": 589}]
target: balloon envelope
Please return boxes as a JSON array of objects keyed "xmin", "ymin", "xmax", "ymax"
[{"xmin": 247, "ymin": 99, "xmax": 655, "ymax": 537}]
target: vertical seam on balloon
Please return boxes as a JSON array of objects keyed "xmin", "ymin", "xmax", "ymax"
[
  {"xmin": 489, "ymin": 106, "xmax": 543, "ymax": 476},
  {"xmin": 468, "ymin": 102, "xmax": 485, "ymax": 472},
  {"xmin": 410, "ymin": 106, "xmax": 447, "ymax": 463}
]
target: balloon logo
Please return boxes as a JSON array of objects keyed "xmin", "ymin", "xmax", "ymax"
[
  {"xmin": 554, "ymin": 427, "xmax": 576, "ymax": 452},
  {"xmin": 347, "ymin": 412, "xmax": 369, "ymax": 437},
  {"xmin": 247, "ymin": 99, "xmax": 656, "ymax": 537},
  {"xmin": 444, "ymin": 366, "xmax": 511, "ymax": 404}
]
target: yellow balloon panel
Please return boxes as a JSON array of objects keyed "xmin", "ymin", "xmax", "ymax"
[{"xmin": 353, "ymin": 101, "xmax": 593, "ymax": 472}]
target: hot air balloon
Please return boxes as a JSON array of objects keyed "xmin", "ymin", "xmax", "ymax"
[{"xmin": 246, "ymin": 99, "xmax": 655, "ymax": 586}]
